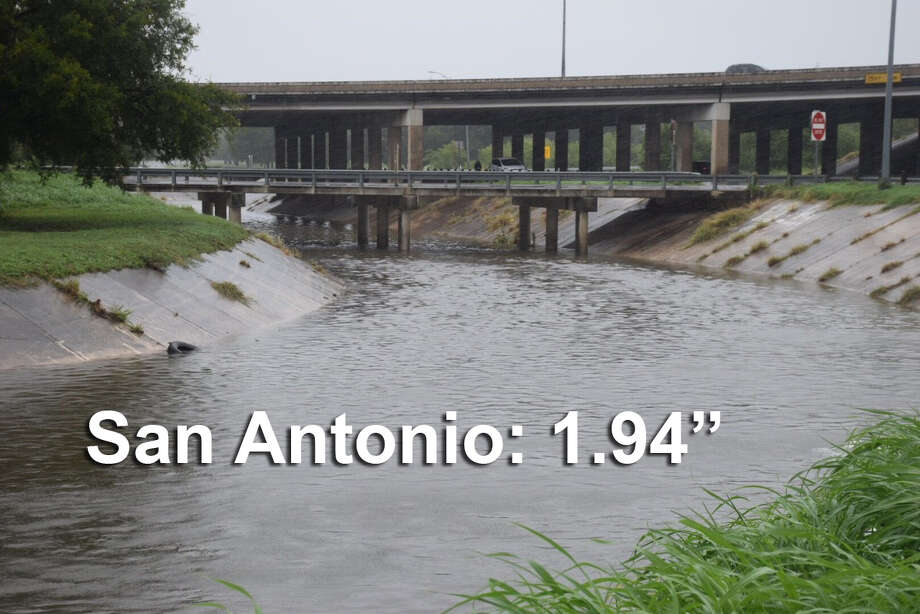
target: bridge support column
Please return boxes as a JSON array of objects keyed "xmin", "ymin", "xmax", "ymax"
[
  {"xmin": 555, "ymin": 128, "xmax": 568, "ymax": 171},
  {"xmin": 398, "ymin": 197, "xmax": 414, "ymax": 253},
  {"xmin": 286, "ymin": 136, "xmax": 299, "ymax": 169},
  {"xmin": 376, "ymin": 204, "xmax": 390, "ymax": 249},
  {"xmin": 511, "ymin": 131, "xmax": 524, "ymax": 163},
  {"xmin": 350, "ymin": 127, "xmax": 365, "ymax": 170},
  {"xmin": 755, "ymin": 128, "xmax": 771, "ymax": 175},
  {"xmin": 711, "ymin": 119, "xmax": 730, "ymax": 175},
  {"xmin": 579, "ymin": 122, "xmax": 603, "ymax": 171},
  {"xmin": 821, "ymin": 120, "xmax": 838, "ymax": 176},
  {"xmin": 675, "ymin": 122, "xmax": 694, "ymax": 172},
  {"xmin": 728, "ymin": 124, "xmax": 741, "ymax": 174},
  {"xmin": 518, "ymin": 204, "xmax": 531, "ymax": 250},
  {"xmin": 229, "ymin": 193, "xmax": 244, "ymax": 225},
  {"xmin": 575, "ymin": 200, "xmax": 589, "ymax": 257},
  {"xmin": 212, "ymin": 193, "xmax": 229, "ymax": 219},
  {"xmin": 491, "ymin": 128, "xmax": 504, "ymax": 160},
  {"xmin": 644, "ymin": 121, "xmax": 661, "ymax": 171},
  {"xmin": 387, "ymin": 126, "xmax": 401, "ymax": 170},
  {"xmin": 368, "ymin": 127, "xmax": 382, "ymax": 170},
  {"xmin": 200, "ymin": 193, "xmax": 214, "ymax": 216},
  {"xmin": 545, "ymin": 207, "xmax": 559, "ymax": 253},
  {"xmin": 356, "ymin": 200, "xmax": 369, "ymax": 248},
  {"xmin": 787, "ymin": 122, "xmax": 803, "ymax": 175},
  {"xmin": 616, "ymin": 120, "xmax": 631, "ymax": 171},
  {"xmin": 403, "ymin": 109, "xmax": 424, "ymax": 170},
  {"xmin": 532, "ymin": 131, "xmax": 546, "ymax": 171},
  {"xmin": 859, "ymin": 111, "xmax": 884, "ymax": 176},
  {"xmin": 330, "ymin": 125, "xmax": 347, "ymax": 169}
]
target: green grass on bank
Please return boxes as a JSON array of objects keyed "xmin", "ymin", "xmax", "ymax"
[
  {"xmin": 454, "ymin": 411, "xmax": 920, "ymax": 613},
  {"xmin": 760, "ymin": 182, "xmax": 920, "ymax": 208},
  {"xmin": 0, "ymin": 171, "xmax": 248, "ymax": 285}
]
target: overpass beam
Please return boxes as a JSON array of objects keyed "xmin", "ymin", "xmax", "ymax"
[
  {"xmin": 859, "ymin": 110, "xmax": 884, "ymax": 176},
  {"xmin": 545, "ymin": 206, "xmax": 559, "ymax": 253},
  {"xmin": 755, "ymin": 128, "xmax": 771, "ymax": 175},
  {"xmin": 644, "ymin": 121, "xmax": 661, "ymax": 171},
  {"xmin": 376, "ymin": 203, "xmax": 390, "ymax": 249},
  {"xmin": 821, "ymin": 120, "xmax": 838, "ymax": 176},
  {"xmin": 368, "ymin": 127, "xmax": 382, "ymax": 170},
  {"xmin": 555, "ymin": 128, "xmax": 569, "ymax": 171},
  {"xmin": 356, "ymin": 199, "xmax": 369, "ymax": 248},
  {"xmin": 518, "ymin": 204, "xmax": 531, "ymax": 250},
  {"xmin": 532, "ymin": 131, "xmax": 546, "ymax": 171},
  {"xmin": 398, "ymin": 198, "xmax": 413, "ymax": 252},
  {"xmin": 675, "ymin": 122, "xmax": 694, "ymax": 172},
  {"xmin": 787, "ymin": 122, "xmax": 803, "ymax": 175},
  {"xmin": 616, "ymin": 120, "xmax": 631, "ymax": 172},
  {"xmin": 511, "ymin": 131, "xmax": 524, "ymax": 163},
  {"xmin": 579, "ymin": 122, "xmax": 603, "ymax": 171}
]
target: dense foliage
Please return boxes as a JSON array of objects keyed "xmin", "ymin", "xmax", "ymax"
[{"xmin": 0, "ymin": 0, "xmax": 240, "ymax": 182}]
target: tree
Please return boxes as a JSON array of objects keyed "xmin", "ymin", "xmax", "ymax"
[{"xmin": 0, "ymin": 0, "xmax": 240, "ymax": 183}]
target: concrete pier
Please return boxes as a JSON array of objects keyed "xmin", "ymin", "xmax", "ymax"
[
  {"xmin": 368, "ymin": 127, "xmax": 382, "ymax": 170},
  {"xmin": 376, "ymin": 204, "xmax": 390, "ymax": 249},
  {"xmin": 518, "ymin": 204, "xmax": 531, "ymax": 250},
  {"xmin": 404, "ymin": 109, "xmax": 424, "ymax": 170},
  {"xmin": 675, "ymin": 122, "xmax": 693, "ymax": 172},
  {"xmin": 350, "ymin": 128, "xmax": 364, "ymax": 170},
  {"xmin": 575, "ymin": 202, "xmax": 589, "ymax": 257},
  {"xmin": 356, "ymin": 201, "xmax": 369, "ymax": 247},
  {"xmin": 821, "ymin": 120, "xmax": 838, "ymax": 176},
  {"xmin": 201, "ymin": 198, "xmax": 214, "ymax": 216},
  {"xmin": 331, "ymin": 126, "xmax": 348, "ymax": 169},
  {"xmin": 728, "ymin": 125, "xmax": 741, "ymax": 174},
  {"xmin": 711, "ymin": 119, "xmax": 730, "ymax": 175},
  {"xmin": 387, "ymin": 126, "xmax": 401, "ymax": 170},
  {"xmin": 229, "ymin": 193, "xmax": 244, "ymax": 225},
  {"xmin": 398, "ymin": 198, "xmax": 414, "ymax": 252},
  {"xmin": 314, "ymin": 132, "xmax": 326, "ymax": 169},
  {"xmin": 555, "ymin": 128, "xmax": 569, "ymax": 171},
  {"xmin": 787, "ymin": 123, "xmax": 803, "ymax": 175},
  {"xmin": 579, "ymin": 122, "xmax": 603, "ymax": 171},
  {"xmin": 545, "ymin": 207, "xmax": 559, "ymax": 253},
  {"xmin": 511, "ymin": 131, "xmax": 524, "ymax": 162},
  {"xmin": 616, "ymin": 120, "xmax": 631, "ymax": 171},
  {"xmin": 859, "ymin": 111, "xmax": 883, "ymax": 176}
]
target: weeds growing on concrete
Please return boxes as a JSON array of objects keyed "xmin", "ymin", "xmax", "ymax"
[
  {"xmin": 897, "ymin": 286, "xmax": 920, "ymax": 306},
  {"xmin": 748, "ymin": 240, "xmax": 769, "ymax": 254},
  {"xmin": 239, "ymin": 259, "xmax": 251, "ymax": 268},
  {"xmin": 128, "ymin": 323, "xmax": 144, "ymax": 335},
  {"xmin": 882, "ymin": 261, "xmax": 904, "ymax": 274},
  {"xmin": 686, "ymin": 206, "xmax": 757, "ymax": 246},
  {"xmin": 768, "ymin": 239, "xmax": 820, "ymax": 267},
  {"xmin": 724, "ymin": 255, "xmax": 745, "ymax": 268},
  {"xmin": 761, "ymin": 182, "xmax": 920, "ymax": 207},
  {"xmin": 882, "ymin": 239, "xmax": 906, "ymax": 252},
  {"xmin": 871, "ymin": 276, "xmax": 913, "ymax": 299},
  {"xmin": 254, "ymin": 232, "xmax": 297, "ymax": 257},
  {"xmin": 453, "ymin": 411, "xmax": 920, "ymax": 614},
  {"xmin": 818, "ymin": 268, "xmax": 843, "ymax": 283},
  {"xmin": 210, "ymin": 281, "xmax": 251, "ymax": 306}
]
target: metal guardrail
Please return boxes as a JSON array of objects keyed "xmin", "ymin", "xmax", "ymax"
[{"xmin": 121, "ymin": 167, "xmax": 920, "ymax": 192}]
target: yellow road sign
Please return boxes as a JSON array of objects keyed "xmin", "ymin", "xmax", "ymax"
[
  {"xmin": 865, "ymin": 72, "xmax": 902, "ymax": 84},
  {"xmin": 544, "ymin": 145, "xmax": 552, "ymax": 159}
]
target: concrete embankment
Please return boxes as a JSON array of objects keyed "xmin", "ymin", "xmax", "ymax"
[
  {"xmin": 265, "ymin": 192, "xmax": 920, "ymax": 307},
  {"xmin": 0, "ymin": 238, "xmax": 343, "ymax": 370}
]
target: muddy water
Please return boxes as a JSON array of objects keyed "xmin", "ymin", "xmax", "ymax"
[{"xmin": 1, "ymin": 214, "xmax": 918, "ymax": 613}]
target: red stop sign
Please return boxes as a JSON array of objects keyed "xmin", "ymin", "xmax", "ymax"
[{"xmin": 811, "ymin": 110, "xmax": 827, "ymax": 142}]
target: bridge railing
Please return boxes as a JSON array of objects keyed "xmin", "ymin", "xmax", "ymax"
[{"xmin": 123, "ymin": 168, "xmax": 920, "ymax": 191}]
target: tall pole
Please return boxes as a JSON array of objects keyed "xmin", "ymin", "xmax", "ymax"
[
  {"xmin": 561, "ymin": 0, "xmax": 566, "ymax": 78},
  {"xmin": 881, "ymin": 0, "xmax": 897, "ymax": 182}
]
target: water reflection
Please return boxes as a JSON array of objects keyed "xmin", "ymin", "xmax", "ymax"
[{"xmin": 1, "ymin": 213, "xmax": 918, "ymax": 612}]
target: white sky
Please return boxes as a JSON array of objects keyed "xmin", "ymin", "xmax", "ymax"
[{"xmin": 184, "ymin": 0, "xmax": 920, "ymax": 83}]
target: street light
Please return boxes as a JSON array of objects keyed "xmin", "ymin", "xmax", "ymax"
[
  {"xmin": 428, "ymin": 70, "xmax": 471, "ymax": 168},
  {"xmin": 561, "ymin": 0, "xmax": 567, "ymax": 79},
  {"xmin": 881, "ymin": 0, "xmax": 897, "ymax": 184}
]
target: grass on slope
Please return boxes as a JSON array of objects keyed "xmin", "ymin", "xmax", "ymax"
[
  {"xmin": 761, "ymin": 182, "xmax": 920, "ymax": 208},
  {"xmin": 454, "ymin": 411, "xmax": 920, "ymax": 613},
  {"xmin": 0, "ymin": 171, "xmax": 248, "ymax": 285}
]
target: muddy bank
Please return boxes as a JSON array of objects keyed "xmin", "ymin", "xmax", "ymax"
[{"xmin": 0, "ymin": 238, "xmax": 343, "ymax": 370}]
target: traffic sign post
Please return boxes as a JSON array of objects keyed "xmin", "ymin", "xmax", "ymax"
[{"xmin": 811, "ymin": 110, "xmax": 827, "ymax": 176}]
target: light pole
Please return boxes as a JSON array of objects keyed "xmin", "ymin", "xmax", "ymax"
[
  {"xmin": 428, "ymin": 70, "xmax": 471, "ymax": 168},
  {"xmin": 880, "ymin": 0, "xmax": 897, "ymax": 184},
  {"xmin": 561, "ymin": 0, "xmax": 567, "ymax": 79}
]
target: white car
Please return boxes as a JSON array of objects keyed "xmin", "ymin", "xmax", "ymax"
[{"xmin": 490, "ymin": 158, "xmax": 528, "ymax": 172}]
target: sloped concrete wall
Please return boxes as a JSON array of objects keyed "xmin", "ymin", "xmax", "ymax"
[{"xmin": 0, "ymin": 239, "xmax": 343, "ymax": 370}]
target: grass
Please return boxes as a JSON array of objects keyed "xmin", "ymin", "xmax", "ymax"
[
  {"xmin": 882, "ymin": 239, "xmax": 905, "ymax": 252},
  {"xmin": 818, "ymin": 267, "xmax": 842, "ymax": 282},
  {"xmin": 748, "ymin": 240, "xmax": 769, "ymax": 254},
  {"xmin": 871, "ymin": 276, "xmax": 913, "ymax": 299},
  {"xmin": 768, "ymin": 239, "xmax": 821, "ymax": 268},
  {"xmin": 454, "ymin": 411, "xmax": 920, "ymax": 613},
  {"xmin": 254, "ymin": 231, "xmax": 297, "ymax": 257},
  {"xmin": 210, "ymin": 281, "xmax": 251, "ymax": 306},
  {"xmin": 882, "ymin": 261, "xmax": 904, "ymax": 274},
  {"xmin": 760, "ymin": 182, "xmax": 920, "ymax": 208},
  {"xmin": 897, "ymin": 286, "xmax": 920, "ymax": 306},
  {"xmin": 686, "ymin": 206, "xmax": 757, "ymax": 246},
  {"xmin": 0, "ymin": 170, "xmax": 248, "ymax": 285}
]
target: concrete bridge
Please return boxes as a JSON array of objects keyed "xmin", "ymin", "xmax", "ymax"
[
  {"xmin": 222, "ymin": 64, "xmax": 920, "ymax": 178},
  {"xmin": 125, "ymin": 167, "xmax": 890, "ymax": 256}
]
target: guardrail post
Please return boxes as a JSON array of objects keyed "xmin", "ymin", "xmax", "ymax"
[
  {"xmin": 506, "ymin": 174, "xmax": 511, "ymax": 193},
  {"xmin": 170, "ymin": 170, "xmax": 176, "ymax": 188},
  {"xmin": 264, "ymin": 170, "xmax": 269, "ymax": 188},
  {"xmin": 312, "ymin": 171, "xmax": 317, "ymax": 190},
  {"xmin": 359, "ymin": 172, "xmax": 364, "ymax": 188},
  {"xmin": 662, "ymin": 174, "xmax": 668, "ymax": 191},
  {"xmin": 136, "ymin": 169, "xmax": 142, "ymax": 187},
  {"xmin": 608, "ymin": 173, "xmax": 614, "ymax": 190},
  {"xmin": 456, "ymin": 172, "xmax": 462, "ymax": 192},
  {"xmin": 217, "ymin": 171, "xmax": 223, "ymax": 187},
  {"xmin": 556, "ymin": 174, "xmax": 562, "ymax": 193},
  {"xmin": 712, "ymin": 174, "xmax": 719, "ymax": 190}
]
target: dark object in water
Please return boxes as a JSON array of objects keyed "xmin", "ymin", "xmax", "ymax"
[{"xmin": 167, "ymin": 341, "xmax": 198, "ymax": 354}]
